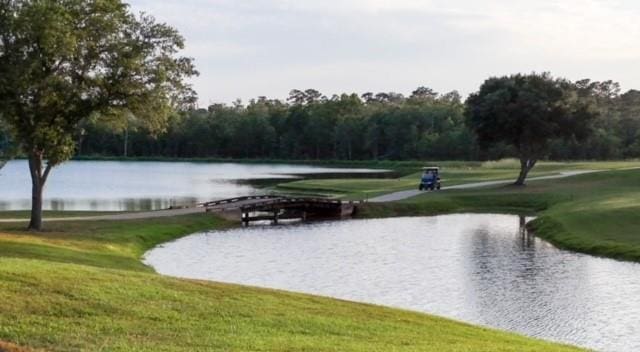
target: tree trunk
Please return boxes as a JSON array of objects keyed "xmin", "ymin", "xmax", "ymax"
[
  {"xmin": 514, "ymin": 158, "xmax": 537, "ymax": 186},
  {"xmin": 27, "ymin": 152, "xmax": 52, "ymax": 231},
  {"xmin": 29, "ymin": 181, "xmax": 43, "ymax": 231},
  {"xmin": 123, "ymin": 127, "xmax": 129, "ymax": 157},
  {"xmin": 519, "ymin": 215, "xmax": 526, "ymax": 236}
]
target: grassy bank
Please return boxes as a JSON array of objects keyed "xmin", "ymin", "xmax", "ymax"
[
  {"xmin": 277, "ymin": 160, "xmax": 640, "ymax": 199},
  {"xmin": 0, "ymin": 215, "xmax": 580, "ymax": 351},
  {"xmin": 358, "ymin": 167, "xmax": 640, "ymax": 262}
]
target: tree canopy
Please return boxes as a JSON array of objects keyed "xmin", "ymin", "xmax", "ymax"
[
  {"xmin": 466, "ymin": 73, "xmax": 597, "ymax": 185},
  {"xmin": 79, "ymin": 88, "xmax": 474, "ymax": 161},
  {"xmin": 75, "ymin": 78, "xmax": 640, "ymax": 164},
  {"xmin": 0, "ymin": 0, "xmax": 197, "ymax": 229}
]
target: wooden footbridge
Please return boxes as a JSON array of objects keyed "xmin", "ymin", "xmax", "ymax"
[{"xmin": 201, "ymin": 195, "xmax": 358, "ymax": 225}]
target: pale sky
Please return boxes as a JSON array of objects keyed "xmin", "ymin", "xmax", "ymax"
[{"xmin": 129, "ymin": 0, "xmax": 640, "ymax": 106}]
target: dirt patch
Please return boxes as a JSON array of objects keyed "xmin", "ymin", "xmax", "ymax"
[{"xmin": 0, "ymin": 341, "xmax": 32, "ymax": 352}]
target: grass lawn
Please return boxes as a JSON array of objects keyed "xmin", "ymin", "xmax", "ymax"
[
  {"xmin": 0, "ymin": 215, "xmax": 581, "ymax": 351},
  {"xmin": 360, "ymin": 166, "xmax": 640, "ymax": 262},
  {"xmin": 275, "ymin": 159, "xmax": 640, "ymax": 200}
]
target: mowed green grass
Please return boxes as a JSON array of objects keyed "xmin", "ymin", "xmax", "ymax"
[
  {"xmin": 276, "ymin": 159, "xmax": 640, "ymax": 200},
  {"xmin": 0, "ymin": 215, "xmax": 582, "ymax": 351},
  {"xmin": 361, "ymin": 167, "xmax": 640, "ymax": 262}
]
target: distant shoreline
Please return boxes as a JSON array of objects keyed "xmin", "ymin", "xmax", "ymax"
[{"xmin": 68, "ymin": 155, "xmax": 464, "ymax": 168}]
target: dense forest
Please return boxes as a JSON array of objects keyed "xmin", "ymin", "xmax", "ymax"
[
  {"xmin": 4, "ymin": 81, "xmax": 640, "ymax": 162},
  {"xmin": 79, "ymin": 87, "xmax": 476, "ymax": 161}
]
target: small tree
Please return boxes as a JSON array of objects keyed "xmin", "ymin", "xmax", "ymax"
[
  {"xmin": 466, "ymin": 73, "xmax": 596, "ymax": 185},
  {"xmin": 0, "ymin": 0, "xmax": 197, "ymax": 230}
]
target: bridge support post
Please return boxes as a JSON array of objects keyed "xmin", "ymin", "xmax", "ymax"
[{"xmin": 273, "ymin": 210, "xmax": 279, "ymax": 225}]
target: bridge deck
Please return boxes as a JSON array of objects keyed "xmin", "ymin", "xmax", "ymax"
[{"xmin": 202, "ymin": 195, "xmax": 357, "ymax": 223}]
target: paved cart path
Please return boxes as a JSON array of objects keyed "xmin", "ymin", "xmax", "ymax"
[
  {"xmin": 367, "ymin": 170, "xmax": 597, "ymax": 202},
  {"xmin": 0, "ymin": 196, "xmax": 310, "ymax": 223}
]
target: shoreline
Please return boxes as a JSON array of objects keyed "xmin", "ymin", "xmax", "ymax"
[
  {"xmin": 145, "ymin": 213, "xmax": 629, "ymax": 351},
  {"xmin": 2, "ymin": 164, "xmax": 640, "ymax": 263},
  {"xmin": 0, "ymin": 213, "xmax": 581, "ymax": 351},
  {"xmin": 1, "ymin": 163, "xmax": 639, "ymax": 350}
]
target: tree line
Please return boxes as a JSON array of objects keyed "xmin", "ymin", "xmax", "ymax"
[
  {"xmin": 78, "ymin": 88, "xmax": 474, "ymax": 161},
  {"xmin": 76, "ymin": 82, "xmax": 640, "ymax": 162}
]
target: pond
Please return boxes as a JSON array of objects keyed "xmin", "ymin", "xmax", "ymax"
[
  {"xmin": 144, "ymin": 214, "xmax": 640, "ymax": 352},
  {"xmin": 0, "ymin": 160, "xmax": 382, "ymax": 211}
]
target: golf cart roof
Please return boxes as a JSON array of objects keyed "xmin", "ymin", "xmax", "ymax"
[{"xmin": 422, "ymin": 167, "xmax": 439, "ymax": 170}]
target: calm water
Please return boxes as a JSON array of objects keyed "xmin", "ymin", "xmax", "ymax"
[
  {"xmin": 0, "ymin": 160, "xmax": 380, "ymax": 211},
  {"xmin": 145, "ymin": 214, "xmax": 640, "ymax": 352}
]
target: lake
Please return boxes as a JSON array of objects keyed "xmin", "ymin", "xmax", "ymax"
[
  {"xmin": 0, "ymin": 160, "xmax": 382, "ymax": 211},
  {"xmin": 144, "ymin": 214, "xmax": 640, "ymax": 352}
]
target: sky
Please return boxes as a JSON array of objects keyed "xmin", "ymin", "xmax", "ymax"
[{"xmin": 128, "ymin": 0, "xmax": 640, "ymax": 106}]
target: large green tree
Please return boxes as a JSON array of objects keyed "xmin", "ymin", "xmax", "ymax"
[
  {"xmin": 0, "ymin": 0, "xmax": 197, "ymax": 230},
  {"xmin": 466, "ymin": 73, "xmax": 596, "ymax": 185}
]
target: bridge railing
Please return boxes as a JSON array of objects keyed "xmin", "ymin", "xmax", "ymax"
[
  {"xmin": 202, "ymin": 195, "xmax": 366, "ymax": 212},
  {"xmin": 200, "ymin": 195, "xmax": 281, "ymax": 208},
  {"xmin": 238, "ymin": 197, "xmax": 343, "ymax": 212}
]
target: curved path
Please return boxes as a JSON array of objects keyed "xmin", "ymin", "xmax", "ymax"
[
  {"xmin": 368, "ymin": 170, "xmax": 597, "ymax": 202},
  {"xmin": 0, "ymin": 169, "xmax": 617, "ymax": 223}
]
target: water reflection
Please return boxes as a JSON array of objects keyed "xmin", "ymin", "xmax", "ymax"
[
  {"xmin": 144, "ymin": 214, "xmax": 640, "ymax": 352},
  {"xmin": 0, "ymin": 160, "xmax": 384, "ymax": 211},
  {"xmin": 464, "ymin": 216, "xmax": 594, "ymax": 343}
]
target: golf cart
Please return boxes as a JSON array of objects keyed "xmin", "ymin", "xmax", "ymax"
[{"xmin": 419, "ymin": 167, "xmax": 441, "ymax": 191}]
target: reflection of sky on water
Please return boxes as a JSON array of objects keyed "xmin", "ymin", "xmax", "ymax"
[{"xmin": 0, "ymin": 160, "xmax": 380, "ymax": 211}]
